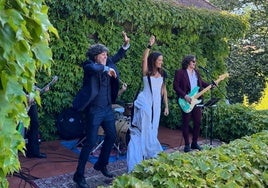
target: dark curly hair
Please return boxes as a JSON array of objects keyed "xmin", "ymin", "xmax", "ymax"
[
  {"xmin": 181, "ymin": 55, "xmax": 196, "ymax": 69},
  {"xmin": 86, "ymin": 44, "xmax": 109, "ymax": 61}
]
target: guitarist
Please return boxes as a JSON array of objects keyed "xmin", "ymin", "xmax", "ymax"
[
  {"xmin": 173, "ymin": 55, "xmax": 211, "ymax": 152},
  {"xmin": 26, "ymin": 85, "xmax": 50, "ymax": 158}
]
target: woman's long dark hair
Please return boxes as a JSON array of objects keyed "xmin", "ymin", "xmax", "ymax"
[
  {"xmin": 181, "ymin": 55, "xmax": 195, "ymax": 69},
  {"xmin": 147, "ymin": 51, "xmax": 165, "ymax": 77}
]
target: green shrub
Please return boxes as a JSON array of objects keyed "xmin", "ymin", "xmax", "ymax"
[{"xmin": 202, "ymin": 103, "xmax": 268, "ymax": 142}]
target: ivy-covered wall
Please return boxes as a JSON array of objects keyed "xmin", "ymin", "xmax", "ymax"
[{"xmin": 40, "ymin": 0, "xmax": 248, "ymax": 140}]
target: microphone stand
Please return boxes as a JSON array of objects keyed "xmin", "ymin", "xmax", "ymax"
[
  {"xmin": 209, "ymin": 87, "xmax": 214, "ymax": 145},
  {"xmin": 200, "ymin": 66, "xmax": 231, "ymax": 145},
  {"xmin": 200, "ymin": 67, "xmax": 218, "ymax": 145}
]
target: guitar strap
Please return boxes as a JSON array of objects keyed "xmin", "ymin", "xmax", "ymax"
[
  {"xmin": 147, "ymin": 75, "xmax": 153, "ymax": 123},
  {"xmin": 131, "ymin": 75, "xmax": 154, "ymax": 126}
]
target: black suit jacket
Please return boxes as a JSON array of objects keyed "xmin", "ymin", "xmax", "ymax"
[{"xmin": 72, "ymin": 47, "xmax": 128, "ymax": 111}]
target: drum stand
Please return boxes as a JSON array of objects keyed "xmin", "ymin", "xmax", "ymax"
[
  {"xmin": 91, "ymin": 140, "xmax": 122, "ymax": 155},
  {"xmin": 90, "ymin": 124, "xmax": 123, "ymax": 155},
  {"xmin": 91, "ymin": 140, "xmax": 104, "ymax": 154},
  {"xmin": 71, "ymin": 134, "xmax": 122, "ymax": 155},
  {"xmin": 71, "ymin": 136, "xmax": 86, "ymax": 150},
  {"xmin": 73, "ymin": 105, "xmax": 126, "ymax": 155}
]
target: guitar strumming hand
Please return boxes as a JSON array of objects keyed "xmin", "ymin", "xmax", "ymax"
[{"xmin": 184, "ymin": 95, "xmax": 192, "ymax": 104}]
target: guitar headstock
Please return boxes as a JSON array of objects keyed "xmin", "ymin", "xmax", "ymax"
[
  {"xmin": 218, "ymin": 73, "xmax": 229, "ymax": 81},
  {"xmin": 214, "ymin": 73, "xmax": 229, "ymax": 84},
  {"xmin": 51, "ymin": 75, "xmax": 58, "ymax": 84}
]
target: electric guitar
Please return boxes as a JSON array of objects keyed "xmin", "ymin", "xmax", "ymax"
[
  {"xmin": 27, "ymin": 76, "xmax": 58, "ymax": 111},
  {"xmin": 178, "ymin": 73, "xmax": 229, "ymax": 113}
]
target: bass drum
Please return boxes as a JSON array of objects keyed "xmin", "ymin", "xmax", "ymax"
[
  {"xmin": 115, "ymin": 117, "xmax": 130, "ymax": 147},
  {"xmin": 112, "ymin": 104, "xmax": 125, "ymax": 120}
]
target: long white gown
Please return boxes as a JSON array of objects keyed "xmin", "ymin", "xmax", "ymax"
[{"xmin": 127, "ymin": 76, "xmax": 163, "ymax": 173}]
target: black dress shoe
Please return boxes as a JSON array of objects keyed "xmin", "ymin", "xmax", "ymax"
[
  {"xmin": 93, "ymin": 164, "xmax": 115, "ymax": 178},
  {"xmin": 73, "ymin": 172, "xmax": 89, "ymax": 188},
  {"xmin": 184, "ymin": 144, "xmax": 191, "ymax": 152},
  {"xmin": 191, "ymin": 143, "xmax": 202, "ymax": 151},
  {"xmin": 26, "ymin": 153, "xmax": 47, "ymax": 158}
]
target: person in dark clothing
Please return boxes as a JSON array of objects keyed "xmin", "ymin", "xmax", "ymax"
[
  {"xmin": 72, "ymin": 32, "xmax": 130, "ymax": 188},
  {"xmin": 173, "ymin": 55, "xmax": 210, "ymax": 153},
  {"xmin": 26, "ymin": 86, "xmax": 50, "ymax": 159},
  {"xmin": 26, "ymin": 104, "xmax": 46, "ymax": 158}
]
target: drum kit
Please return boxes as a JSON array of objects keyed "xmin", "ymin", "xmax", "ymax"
[{"xmin": 90, "ymin": 103, "xmax": 132, "ymax": 155}]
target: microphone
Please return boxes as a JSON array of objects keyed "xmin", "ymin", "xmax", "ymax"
[{"xmin": 199, "ymin": 66, "xmax": 209, "ymax": 73}]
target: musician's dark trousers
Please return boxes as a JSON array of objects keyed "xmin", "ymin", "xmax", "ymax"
[
  {"xmin": 181, "ymin": 106, "xmax": 202, "ymax": 145},
  {"xmin": 26, "ymin": 104, "xmax": 40, "ymax": 155},
  {"xmin": 75, "ymin": 105, "xmax": 116, "ymax": 176}
]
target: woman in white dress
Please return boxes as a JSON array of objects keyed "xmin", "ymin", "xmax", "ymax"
[{"xmin": 127, "ymin": 35, "xmax": 169, "ymax": 173}]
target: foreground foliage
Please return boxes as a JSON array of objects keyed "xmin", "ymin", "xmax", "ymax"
[
  {"xmin": 110, "ymin": 130, "xmax": 268, "ymax": 187},
  {"xmin": 0, "ymin": 0, "xmax": 57, "ymax": 187}
]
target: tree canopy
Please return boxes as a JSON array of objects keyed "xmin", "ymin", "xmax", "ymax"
[{"xmin": 210, "ymin": 0, "xmax": 268, "ymax": 104}]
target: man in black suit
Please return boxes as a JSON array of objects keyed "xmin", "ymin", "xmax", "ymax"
[{"xmin": 72, "ymin": 32, "xmax": 130, "ymax": 188}]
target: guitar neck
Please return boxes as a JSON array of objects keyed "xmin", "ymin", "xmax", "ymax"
[
  {"xmin": 39, "ymin": 76, "xmax": 58, "ymax": 94},
  {"xmin": 193, "ymin": 73, "xmax": 229, "ymax": 99},
  {"xmin": 39, "ymin": 83, "xmax": 51, "ymax": 94},
  {"xmin": 195, "ymin": 85, "xmax": 212, "ymax": 99}
]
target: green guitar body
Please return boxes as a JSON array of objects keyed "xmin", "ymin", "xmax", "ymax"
[{"xmin": 178, "ymin": 86, "xmax": 202, "ymax": 113}]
